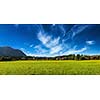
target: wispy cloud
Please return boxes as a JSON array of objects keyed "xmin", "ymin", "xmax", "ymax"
[
  {"xmin": 38, "ymin": 31, "xmax": 51, "ymax": 46},
  {"xmin": 37, "ymin": 31, "xmax": 63, "ymax": 55},
  {"xmin": 34, "ymin": 45, "xmax": 47, "ymax": 53},
  {"xmin": 50, "ymin": 45, "xmax": 62, "ymax": 54},
  {"xmin": 20, "ymin": 48, "xmax": 25, "ymax": 51},
  {"xmin": 20, "ymin": 48, "xmax": 29, "ymax": 56},
  {"xmin": 29, "ymin": 44, "xmax": 34, "ymax": 48},
  {"xmin": 86, "ymin": 40, "xmax": 95, "ymax": 45},
  {"xmin": 33, "ymin": 25, "xmax": 90, "ymax": 56},
  {"xmin": 63, "ymin": 47, "xmax": 87, "ymax": 55},
  {"xmin": 46, "ymin": 37, "xmax": 60, "ymax": 48},
  {"xmin": 37, "ymin": 29, "xmax": 88, "ymax": 56},
  {"xmin": 25, "ymin": 53, "xmax": 50, "ymax": 57},
  {"xmin": 71, "ymin": 25, "xmax": 89, "ymax": 38},
  {"xmin": 20, "ymin": 47, "xmax": 48, "ymax": 57},
  {"xmin": 38, "ymin": 31, "xmax": 60, "ymax": 48},
  {"xmin": 64, "ymin": 25, "xmax": 89, "ymax": 40},
  {"xmin": 52, "ymin": 24, "xmax": 55, "ymax": 26}
]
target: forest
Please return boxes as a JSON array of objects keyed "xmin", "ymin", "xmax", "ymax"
[{"xmin": 0, "ymin": 54, "xmax": 100, "ymax": 61}]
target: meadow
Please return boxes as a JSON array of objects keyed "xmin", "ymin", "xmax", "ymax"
[{"xmin": 0, "ymin": 60, "xmax": 100, "ymax": 75}]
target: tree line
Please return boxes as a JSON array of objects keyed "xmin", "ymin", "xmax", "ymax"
[{"xmin": 0, "ymin": 54, "xmax": 100, "ymax": 61}]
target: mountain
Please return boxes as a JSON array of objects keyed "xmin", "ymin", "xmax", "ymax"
[{"xmin": 0, "ymin": 46, "xmax": 26, "ymax": 57}]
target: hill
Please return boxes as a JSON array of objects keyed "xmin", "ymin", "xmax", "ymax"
[{"xmin": 0, "ymin": 46, "xmax": 26, "ymax": 57}]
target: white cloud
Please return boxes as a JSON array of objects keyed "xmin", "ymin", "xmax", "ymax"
[
  {"xmin": 71, "ymin": 25, "xmax": 89, "ymax": 38},
  {"xmin": 20, "ymin": 48, "xmax": 29, "ymax": 56},
  {"xmin": 37, "ymin": 31, "xmax": 63, "ymax": 55},
  {"xmin": 26, "ymin": 53, "xmax": 50, "ymax": 57},
  {"xmin": 50, "ymin": 45, "xmax": 62, "ymax": 54},
  {"xmin": 30, "ymin": 44, "xmax": 34, "ymax": 48},
  {"xmin": 38, "ymin": 31, "xmax": 61, "ymax": 48},
  {"xmin": 20, "ymin": 48, "xmax": 24, "ymax": 51},
  {"xmin": 20, "ymin": 25, "xmax": 90, "ymax": 57},
  {"xmin": 58, "ymin": 25, "xmax": 66, "ymax": 33},
  {"xmin": 34, "ymin": 45, "xmax": 47, "ymax": 53},
  {"xmin": 63, "ymin": 47, "xmax": 87, "ymax": 55},
  {"xmin": 36, "ymin": 29, "xmax": 89, "ymax": 56},
  {"xmin": 46, "ymin": 37, "xmax": 60, "ymax": 48},
  {"xmin": 38, "ymin": 31, "xmax": 59, "ymax": 48},
  {"xmin": 38, "ymin": 31, "xmax": 51, "ymax": 45},
  {"xmin": 20, "ymin": 46, "xmax": 48, "ymax": 57},
  {"xmin": 86, "ymin": 40, "xmax": 95, "ymax": 45},
  {"xmin": 64, "ymin": 25, "xmax": 89, "ymax": 40},
  {"xmin": 52, "ymin": 24, "xmax": 55, "ymax": 26}
]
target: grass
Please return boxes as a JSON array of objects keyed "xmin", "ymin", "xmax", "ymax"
[{"xmin": 0, "ymin": 60, "xmax": 100, "ymax": 75}]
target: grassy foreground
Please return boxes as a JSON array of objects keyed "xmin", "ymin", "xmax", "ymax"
[{"xmin": 0, "ymin": 60, "xmax": 100, "ymax": 75}]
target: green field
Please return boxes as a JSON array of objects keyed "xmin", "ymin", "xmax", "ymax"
[{"xmin": 0, "ymin": 60, "xmax": 100, "ymax": 75}]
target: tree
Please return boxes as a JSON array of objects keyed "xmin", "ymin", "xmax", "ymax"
[{"xmin": 76, "ymin": 54, "xmax": 81, "ymax": 60}]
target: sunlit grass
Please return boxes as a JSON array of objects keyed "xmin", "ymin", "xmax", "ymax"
[{"xmin": 0, "ymin": 60, "xmax": 100, "ymax": 75}]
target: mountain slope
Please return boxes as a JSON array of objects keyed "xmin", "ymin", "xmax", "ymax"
[{"xmin": 0, "ymin": 46, "xmax": 26, "ymax": 57}]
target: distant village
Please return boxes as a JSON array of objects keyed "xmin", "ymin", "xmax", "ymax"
[{"xmin": 1, "ymin": 54, "xmax": 100, "ymax": 61}]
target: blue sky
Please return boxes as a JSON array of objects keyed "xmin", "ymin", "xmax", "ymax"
[{"xmin": 0, "ymin": 24, "xmax": 99, "ymax": 56}]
